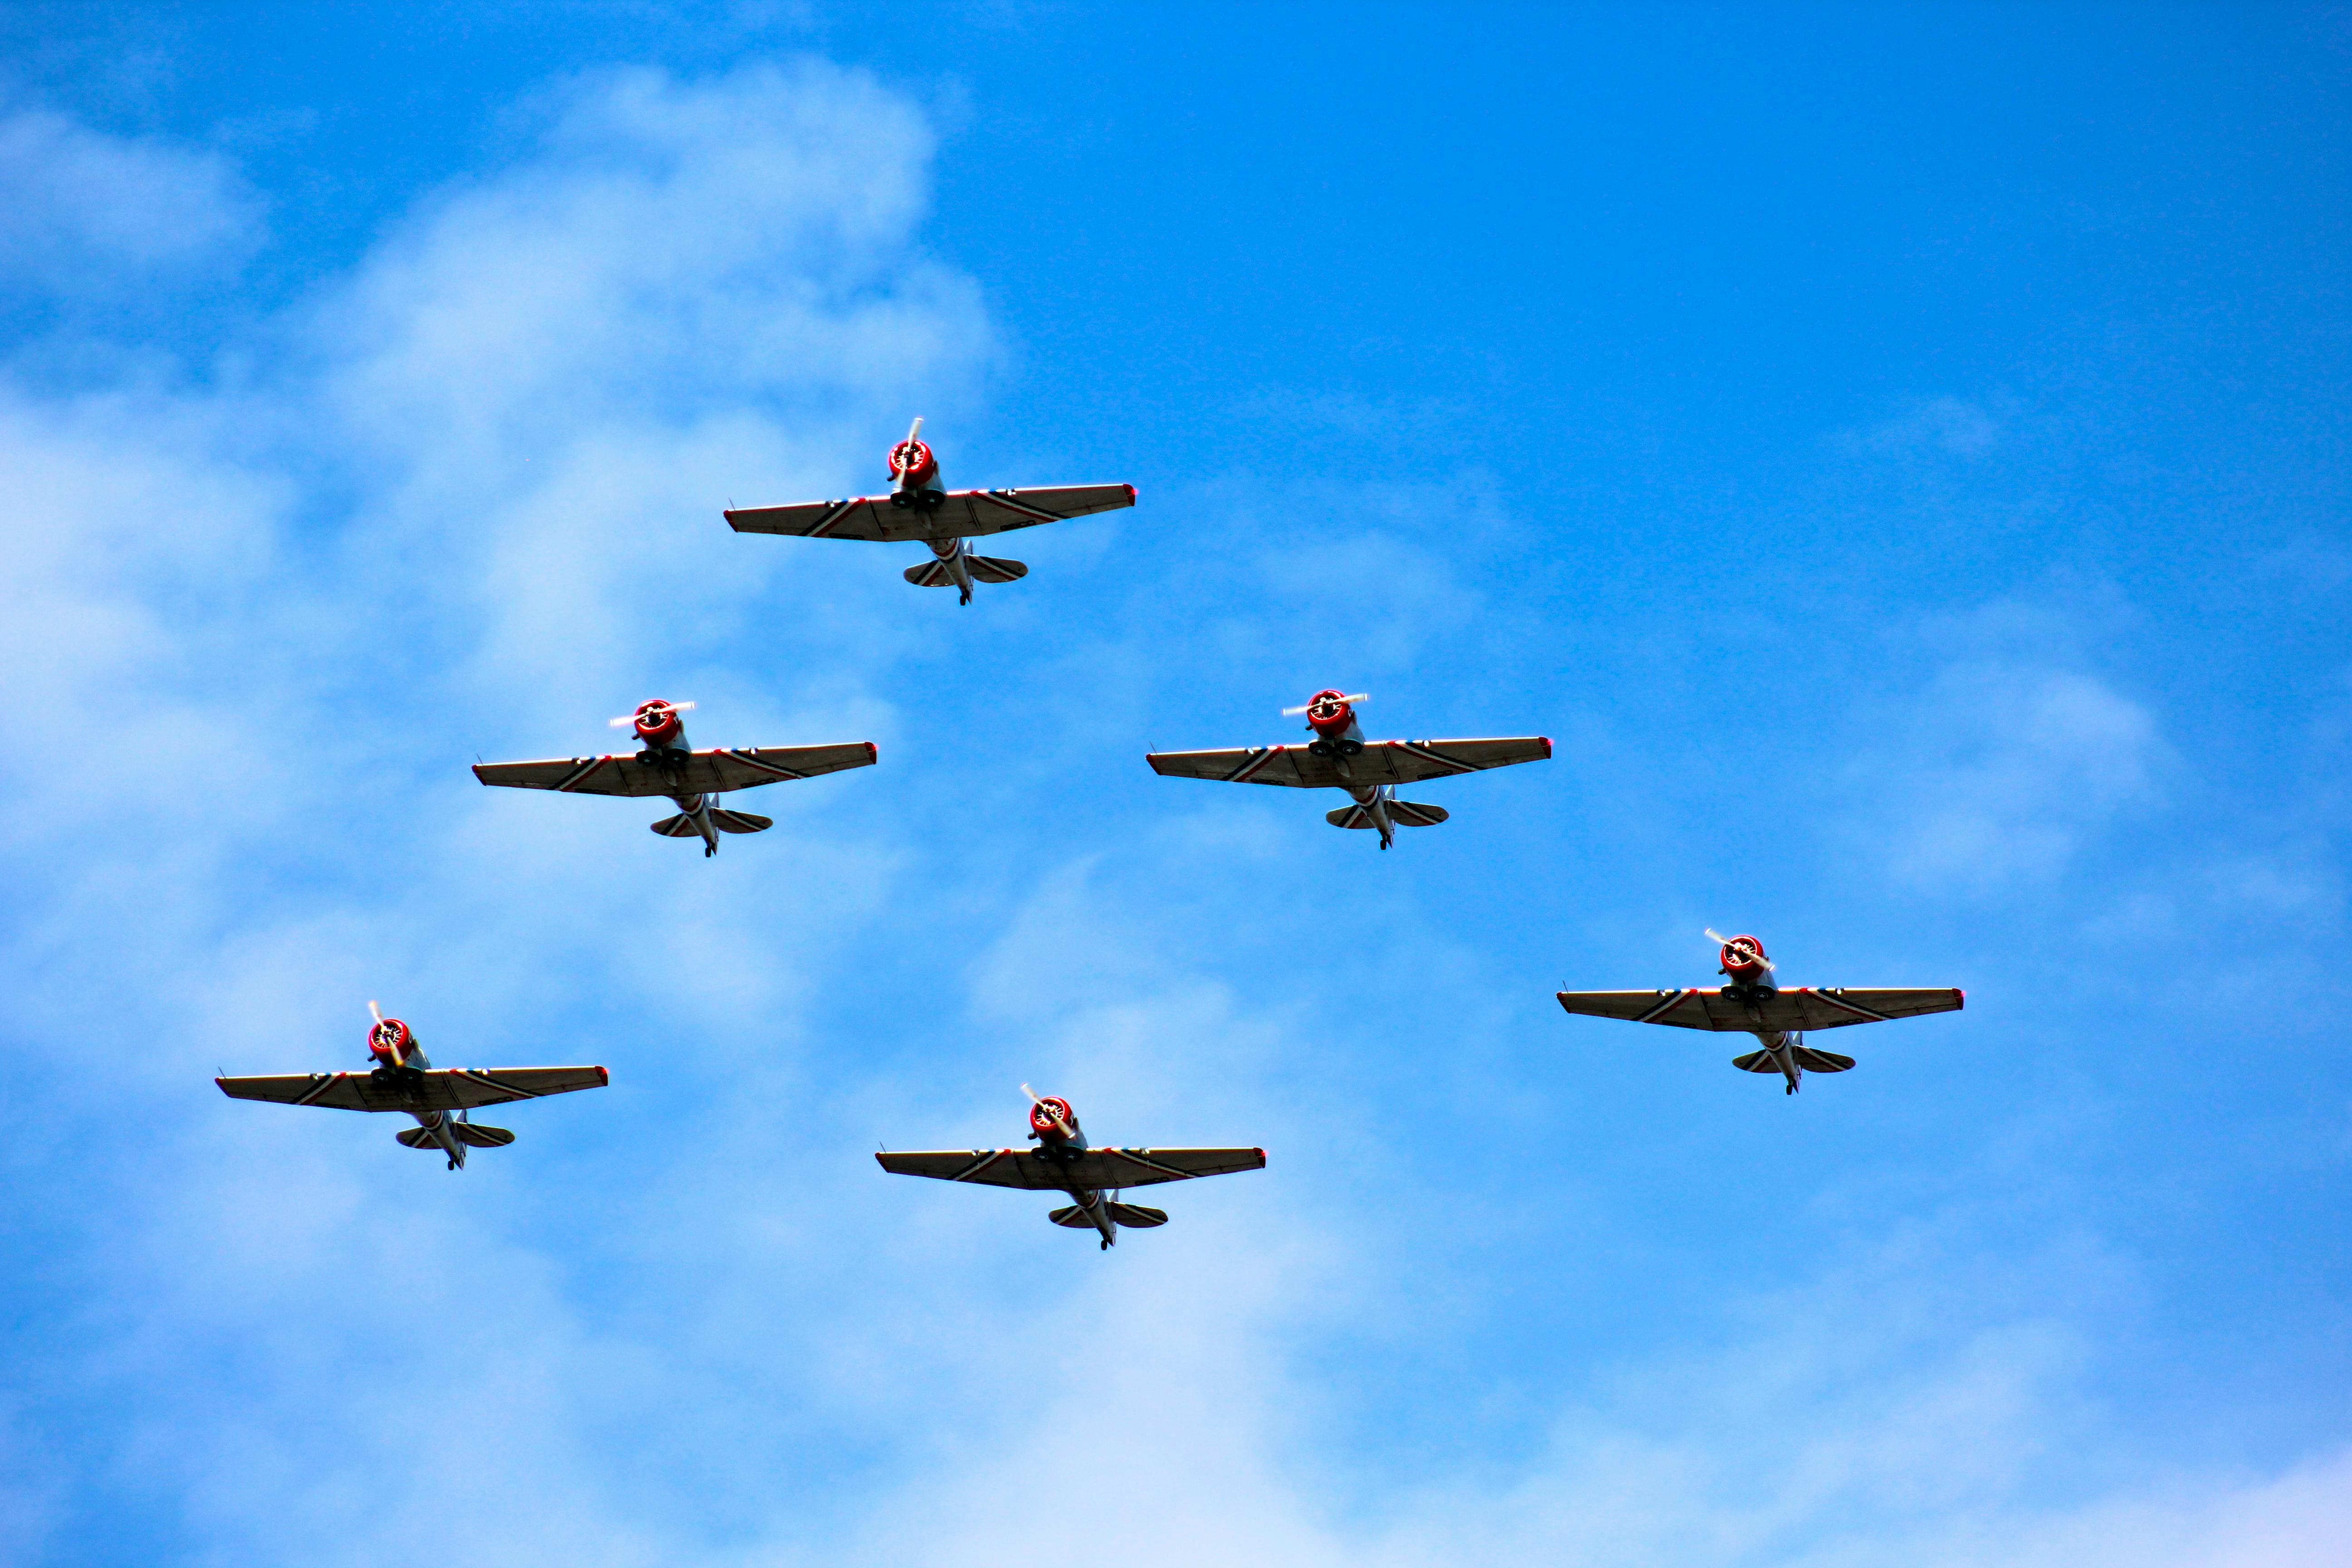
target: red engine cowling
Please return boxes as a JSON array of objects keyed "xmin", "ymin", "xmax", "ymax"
[
  {"xmin": 1303, "ymin": 690, "xmax": 1355, "ymax": 738},
  {"xmin": 1029, "ymin": 1096, "xmax": 1077, "ymax": 1142},
  {"xmin": 632, "ymin": 700, "xmax": 684, "ymax": 746},
  {"xmin": 369, "ymin": 1016, "xmax": 414, "ymax": 1067},
  {"xmin": 1718, "ymin": 934, "xmax": 1769, "ymax": 982},
  {"xmin": 888, "ymin": 437, "xmax": 936, "ymax": 485}
]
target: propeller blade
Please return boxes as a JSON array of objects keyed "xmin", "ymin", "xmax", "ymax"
[
  {"xmin": 367, "ymin": 1000, "xmax": 384, "ymax": 1025},
  {"xmin": 905, "ymin": 416, "xmax": 924, "ymax": 446},
  {"xmin": 1282, "ymin": 693, "xmax": 1370, "ymax": 716},
  {"xmin": 1704, "ymin": 928, "xmax": 1775, "ymax": 970},
  {"xmin": 1020, "ymin": 1083, "xmax": 1073, "ymax": 1135},
  {"xmin": 609, "ymin": 701, "xmax": 696, "ymax": 728}
]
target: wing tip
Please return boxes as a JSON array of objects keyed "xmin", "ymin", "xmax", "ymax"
[
  {"xmin": 1954, "ymin": 988, "xmax": 1965, "ymax": 1009},
  {"xmin": 1538, "ymin": 736, "xmax": 1553, "ymax": 757},
  {"xmin": 865, "ymin": 741, "xmax": 879, "ymax": 764}
]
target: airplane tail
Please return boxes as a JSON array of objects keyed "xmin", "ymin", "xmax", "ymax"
[
  {"xmin": 1731, "ymin": 1047, "xmax": 1855, "ymax": 1074},
  {"xmin": 649, "ymin": 813, "xmax": 703, "ymax": 838},
  {"xmin": 1049, "ymin": 1202, "xmax": 1169, "ymax": 1230},
  {"xmin": 397, "ymin": 1123, "xmax": 514, "ymax": 1149},
  {"xmin": 1325, "ymin": 802, "xmax": 1450, "ymax": 828},
  {"xmin": 710, "ymin": 808, "xmax": 771, "ymax": 834},
  {"xmin": 902, "ymin": 556, "xmax": 1027, "ymax": 587}
]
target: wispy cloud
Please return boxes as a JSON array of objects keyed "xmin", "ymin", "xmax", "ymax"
[{"xmin": 0, "ymin": 106, "xmax": 259, "ymax": 289}]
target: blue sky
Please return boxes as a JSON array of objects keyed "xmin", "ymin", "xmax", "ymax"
[{"xmin": 0, "ymin": 4, "xmax": 2347, "ymax": 1564}]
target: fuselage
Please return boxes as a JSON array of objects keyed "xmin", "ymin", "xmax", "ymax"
[
  {"xmin": 1718, "ymin": 936, "xmax": 1805, "ymax": 1094},
  {"xmin": 630, "ymin": 700, "xmax": 720, "ymax": 855},
  {"xmin": 886, "ymin": 424, "xmax": 975, "ymax": 602},
  {"xmin": 1029, "ymin": 1096, "xmax": 1118, "ymax": 1248},
  {"xmin": 368, "ymin": 1016, "xmax": 468, "ymax": 1167},
  {"xmin": 1303, "ymin": 691, "xmax": 1401, "ymax": 847}
]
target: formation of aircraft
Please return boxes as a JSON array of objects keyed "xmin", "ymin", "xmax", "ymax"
[
  {"xmin": 723, "ymin": 418, "xmax": 1136, "ymax": 604},
  {"xmin": 213, "ymin": 421, "xmax": 1972, "ymax": 1194},
  {"xmin": 472, "ymin": 699, "xmax": 877, "ymax": 857},
  {"xmin": 1146, "ymin": 689, "xmax": 1551, "ymax": 848},
  {"xmin": 1555, "ymin": 931, "xmax": 1965, "ymax": 1095},
  {"xmin": 877, "ymin": 1087, "xmax": 1265, "ymax": 1249},
  {"xmin": 216, "ymin": 1004, "xmax": 608, "ymax": 1168}
]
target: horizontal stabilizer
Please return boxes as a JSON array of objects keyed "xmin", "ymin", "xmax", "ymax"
[
  {"xmin": 1325, "ymin": 804, "xmax": 1372, "ymax": 829},
  {"xmin": 1732, "ymin": 1049, "xmax": 1780, "ymax": 1073},
  {"xmin": 965, "ymin": 554, "xmax": 1027, "ymax": 583},
  {"xmin": 650, "ymin": 813, "xmax": 701, "ymax": 838},
  {"xmin": 904, "ymin": 559, "xmax": 954, "ymax": 587},
  {"xmin": 710, "ymin": 808, "xmax": 771, "ymax": 834},
  {"xmin": 396, "ymin": 1126, "xmax": 440, "ymax": 1148},
  {"xmin": 455, "ymin": 1122, "xmax": 515, "ymax": 1147},
  {"xmin": 1791, "ymin": 1045, "xmax": 1855, "ymax": 1073},
  {"xmin": 1388, "ymin": 800, "xmax": 1448, "ymax": 826},
  {"xmin": 1107, "ymin": 1202, "xmax": 1168, "ymax": 1229},
  {"xmin": 1048, "ymin": 1205, "xmax": 1098, "ymax": 1228}
]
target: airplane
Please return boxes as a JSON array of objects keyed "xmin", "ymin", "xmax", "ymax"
[
  {"xmin": 1554, "ymin": 931, "xmax": 1965, "ymax": 1095},
  {"xmin": 722, "ymin": 417, "xmax": 1137, "ymax": 605},
  {"xmin": 216, "ymin": 1003, "xmax": 609, "ymax": 1169},
  {"xmin": 1144, "ymin": 689, "xmax": 1552, "ymax": 849},
  {"xmin": 877, "ymin": 1086, "xmax": 1264, "ymax": 1250},
  {"xmin": 472, "ymin": 699, "xmax": 877, "ymax": 857}
]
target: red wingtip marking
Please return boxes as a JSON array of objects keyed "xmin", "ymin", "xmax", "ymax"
[
  {"xmin": 1125, "ymin": 484, "xmax": 1137, "ymax": 501},
  {"xmin": 865, "ymin": 742, "xmax": 879, "ymax": 762},
  {"xmin": 1955, "ymin": 989, "xmax": 1966, "ymax": 1008},
  {"xmin": 1538, "ymin": 737, "xmax": 1553, "ymax": 755},
  {"xmin": 593, "ymin": 1066, "xmax": 610, "ymax": 1084}
]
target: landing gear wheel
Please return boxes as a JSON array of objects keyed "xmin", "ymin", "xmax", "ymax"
[
  {"xmin": 1338, "ymin": 738, "xmax": 1364, "ymax": 755},
  {"xmin": 890, "ymin": 491, "xmax": 912, "ymax": 509},
  {"xmin": 1099, "ymin": 1238, "xmax": 1110, "ymax": 1250},
  {"xmin": 704, "ymin": 841, "xmax": 716, "ymax": 858},
  {"xmin": 1785, "ymin": 1083, "xmax": 1795, "ymax": 1095}
]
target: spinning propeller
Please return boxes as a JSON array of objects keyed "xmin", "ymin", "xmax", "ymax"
[
  {"xmin": 1705, "ymin": 928, "xmax": 1775, "ymax": 972},
  {"xmin": 1282, "ymin": 692, "xmax": 1368, "ymax": 717},
  {"xmin": 1021, "ymin": 1082, "xmax": 1075, "ymax": 1138},
  {"xmin": 609, "ymin": 700, "xmax": 696, "ymax": 729}
]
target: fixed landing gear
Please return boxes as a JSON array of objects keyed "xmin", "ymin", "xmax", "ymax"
[
  {"xmin": 1785, "ymin": 1082, "xmax": 1796, "ymax": 1095},
  {"xmin": 958, "ymin": 586, "xmax": 972, "ymax": 606},
  {"xmin": 1099, "ymin": 1237, "xmax": 1111, "ymax": 1250},
  {"xmin": 703, "ymin": 841, "xmax": 716, "ymax": 858}
]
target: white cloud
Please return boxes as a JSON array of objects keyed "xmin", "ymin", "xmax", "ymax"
[
  {"xmin": 0, "ymin": 62, "xmax": 2338, "ymax": 1568},
  {"xmin": 0, "ymin": 106, "xmax": 259, "ymax": 287},
  {"xmin": 1835, "ymin": 396, "xmax": 2003, "ymax": 460},
  {"xmin": 1847, "ymin": 647, "xmax": 2170, "ymax": 892}
]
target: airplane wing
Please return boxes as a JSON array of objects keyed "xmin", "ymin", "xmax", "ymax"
[
  {"xmin": 1146, "ymin": 736, "xmax": 1551, "ymax": 789},
  {"xmin": 217, "ymin": 1066, "xmax": 610, "ymax": 1112},
  {"xmin": 876, "ymin": 1146, "xmax": 1266, "ymax": 1189},
  {"xmin": 725, "ymin": 484, "xmax": 1134, "ymax": 543},
  {"xmin": 472, "ymin": 743, "xmax": 877, "ymax": 798},
  {"xmin": 1554, "ymin": 987, "xmax": 1965, "ymax": 1032}
]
